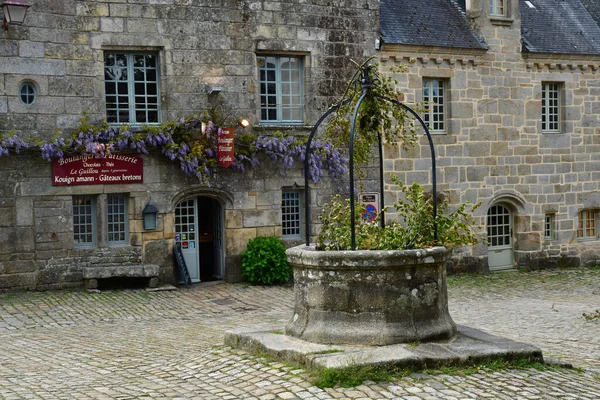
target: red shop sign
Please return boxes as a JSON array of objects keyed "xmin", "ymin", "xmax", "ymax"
[
  {"xmin": 217, "ymin": 127, "xmax": 235, "ymax": 168},
  {"xmin": 52, "ymin": 154, "xmax": 143, "ymax": 186}
]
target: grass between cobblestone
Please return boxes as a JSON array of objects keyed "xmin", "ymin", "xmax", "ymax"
[
  {"xmin": 311, "ymin": 357, "xmax": 585, "ymax": 388},
  {"xmin": 233, "ymin": 347, "xmax": 585, "ymax": 390},
  {"xmin": 582, "ymin": 309, "xmax": 600, "ymax": 321}
]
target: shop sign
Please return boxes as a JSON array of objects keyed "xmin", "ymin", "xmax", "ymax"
[
  {"xmin": 52, "ymin": 154, "xmax": 143, "ymax": 186},
  {"xmin": 217, "ymin": 127, "xmax": 234, "ymax": 168}
]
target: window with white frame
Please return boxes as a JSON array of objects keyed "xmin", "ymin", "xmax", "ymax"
[
  {"xmin": 544, "ymin": 214, "xmax": 554, "ymax": 240},
  {"xmin": 423, "ymin": 78, "xmax": 446, "ymax": 133},
  {"xmin": 104, "ymin": 53, "xmax": 160, "ymax": 124},
  {"xmin": 107, "ymin": 194, "xmax": 128, "ymax": 244},
  {"xmin": 281, "ymin": 190, "xmax": 303, "ymax": 238},
  {"xmin": 258, "ymin": 56, "xmax": 303, "ymax": 124},
  {"xmin": 577, "ymin": 210, "xmax": 597, "ymax": 240},
  {"xmin": 490, "ymin": 0, "xmax": 507, "ymax": 16},
  {"xmin": 542, "ymin": 82, "xmax": 561, "ymax": 133},
  {"xmin": 73, "ymin": 196, "xmax": 96, "ymax": 248}
]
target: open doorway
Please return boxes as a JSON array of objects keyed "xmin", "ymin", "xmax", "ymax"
[{"xmin": 175, "ymin": 196, "xmax": 224, "ymax": 282}]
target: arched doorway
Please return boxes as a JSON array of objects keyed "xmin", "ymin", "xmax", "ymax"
[
  {"xmin": 175, "ymin": 197, "xmax": 224, "ymax": 283},
  {"xmin": 487, "ymin": 203, "xmax": 514, "ymax": 271}
]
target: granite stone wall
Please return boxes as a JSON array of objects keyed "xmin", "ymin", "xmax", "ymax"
[
  {"xmin": 0, "ymin": 153, "xmax": 341, "ymax": 290},
  {"xmin": 0, "ymin": 0, "xmax": 378, "ymax": 140},
  {"xmin": 380, "ymin": 0, "xmax": 600, "ymax": 272},
  {"xmin": 0, "ymin": 0, "xmax": 378, "ymax": 290}
]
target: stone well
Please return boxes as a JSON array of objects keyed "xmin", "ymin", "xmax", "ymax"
[{"xmin": 285, "ymin": 245, "xmax": 456, "ymax": 345}]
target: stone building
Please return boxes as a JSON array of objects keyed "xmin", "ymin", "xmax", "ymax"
[
  {"xmin": 0, "ymin": 0, "xmax": 378, "ymax": 290},
  {"xmin": 379, "ymin": 0, "xmax": 600, "ymax": 271}
]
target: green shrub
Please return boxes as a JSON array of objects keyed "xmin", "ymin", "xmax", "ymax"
[{"xmin": 241, "ymin": 236, "xmax": 291, "ymax": 285}]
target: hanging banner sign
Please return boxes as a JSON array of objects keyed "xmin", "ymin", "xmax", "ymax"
[
  {"xmin": 217, "ymin": 127, "xmax": 235, "ymax": 168},
  {"xmin": 51, "ymin": 154, "xmax": 143, "ymax": 186}
]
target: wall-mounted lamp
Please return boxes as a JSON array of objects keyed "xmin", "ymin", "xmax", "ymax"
[
  {"xmin": 239, "ymin": 118, "xmax": 251, "ymax": 128},
  {"xmin": 142, "ymin": 202, "xmax": 159, "ymax": 230},
  {"xmin": 208, "ymin": 87, "xmax": 223, "ymax": 95},
  {"xmin": 2, "ymin": 0, "xmax": 31, "ymax": 31}
]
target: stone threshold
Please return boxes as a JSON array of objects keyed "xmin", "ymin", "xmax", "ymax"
[{"xmin": 225, "ymin": 325, "xmax": 543, "ymax": 371}]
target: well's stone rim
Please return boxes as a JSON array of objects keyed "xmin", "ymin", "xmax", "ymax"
[{"xmin": 286, "ymin": 245, "xmax": 447, "ymax": 269}]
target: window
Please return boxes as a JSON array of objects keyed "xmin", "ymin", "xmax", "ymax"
[
  {"xmin": 107, "ymin": 194, "xmax": 128, "ymax": 244},
  {"xmin": 544, "ymin": 214, "xmax": 554, "ymax": 240},
  {"xmin": 542, "ymin": 82, "xmax": 561, "ymax": 133},
  {"xmin": 281, "ymin": 190, "xmax": 303, "ymax": 238},
  {"xmin": 19, "ymin": 82, "xmax": 36, "ymax": 105},
  {"xmin": 104, "ymin": 53, "xmax": 160, "ymax": 124},
  {"xmin": 73, "ymin": 196, "xmax": 96, "ymax": 248},
  {"xmin": 258, "ymin": 56, "xmax": 303, "ymax": 124},
  {"xmin": 73, "ymin": 195, "xmax": 130, "ymax": 248},
  {"xmin": 490, "ymin": 0, "xmax": 506, "ymax": 16},
  {"xmin": 578, "ymin": 210, "xmax": 597, "ymax": 240},
  {"xmin": 423, "ymin": 79, "xmax": 446, "ymax": 133}
]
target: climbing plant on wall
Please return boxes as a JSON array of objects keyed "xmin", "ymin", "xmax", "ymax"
[{"xmin": 0, "ymin": 114, "xmax": 348, "ymax": 185}]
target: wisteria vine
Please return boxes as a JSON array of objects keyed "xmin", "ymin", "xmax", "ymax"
[{"xmin": 0, "ymin": 116, "xmax": 348, "ymax": 185}]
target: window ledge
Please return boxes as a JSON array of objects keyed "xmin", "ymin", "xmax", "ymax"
[
  {"xmin": 490, "ymin": 16, "xmax": 514, "ymax": 26},
  {"xmin": 107, "ymin": 123, "xmax": 161, "ymax": 131},
  {"xmin": 577, "ymin": 238, "xmax": 598, "ymax": 242},
  {"xmin": 256, "ymin": 124, "xmax": 314, "ymax": 131}
]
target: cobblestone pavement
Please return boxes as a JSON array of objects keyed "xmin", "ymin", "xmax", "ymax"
[{"xmin": 0, "ymin": 269, "xmax": 599, "ymax": 399}]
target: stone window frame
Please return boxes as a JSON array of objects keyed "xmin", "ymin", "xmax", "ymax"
[
  {"xmin": 281, "ymin": 188, "xmax": 304, "ymax": 240},
  {"xmin": 489, "ymin": 0, "xmax": 514, "ymax": 25},
  {"xmin": 103, "ymin": 52, "xmax": 161, "ymax": 126},
  {"xmin": 577, "ymin": 210, "xmax": 597, "ymax": 241},
  {"xmin": 541, "ymin": 81, "xmax": 564, "ymax": 134},
  {"xmin": 257, "ymin": 54, "xmax": 305, "ymax": 126},
  {"xmin": 544, "ymin": 213, "xmax": 555, "ymax": 240},
  {"xmin": 72, "ymin": 194, "xmax": 132, "ymax": 249},
  {"xmin": 422, "ymin": 78, "xmax": 448, "ymax": 135}
]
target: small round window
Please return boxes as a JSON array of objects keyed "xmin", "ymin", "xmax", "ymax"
[{"xmin": 19, "ymin": 82, "xmax": 37, "ymax": 105}]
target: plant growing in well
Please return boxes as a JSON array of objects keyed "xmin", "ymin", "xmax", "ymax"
[
  {"xmin": 241, "ymin": 236, "xmax": 291, "ymax": 285},
  {"xmin": 317, "ymin": 179, "xmax": 481, "ymax": 251}
]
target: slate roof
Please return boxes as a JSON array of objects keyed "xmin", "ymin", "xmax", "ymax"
[
  {"xmin": 380, "ymin": 0, "xmax": 600, "ymax": 56},
  {"xmin": 380, "ymin": 0, "xmax": 487, "ymax": 49},
  {"xmin": 521, "ymin": 0, "xmax": 600, "ymax": 55},
  {"xmin": 579, "ymin": 0, "xmax": 600, "ymax": 28}
]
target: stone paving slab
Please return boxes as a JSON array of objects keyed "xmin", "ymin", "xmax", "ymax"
[
  {"xmin": 226, "ymin": 325, "xmax": 543, "ymax": 370},
  {"xmin": 0, "ymin": 269, "xmax": 599, "ymax": 399}
]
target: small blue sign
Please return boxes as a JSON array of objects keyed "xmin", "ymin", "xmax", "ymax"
[{"xmin": 175, "ymin": 233, "xmax": 181, "ymax": 242}]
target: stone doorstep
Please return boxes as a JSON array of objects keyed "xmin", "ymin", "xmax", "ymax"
[{"xmin": 224, "ymin": 325, "xmax": 544, "ymax": 371}]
